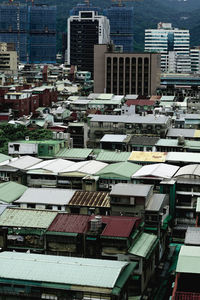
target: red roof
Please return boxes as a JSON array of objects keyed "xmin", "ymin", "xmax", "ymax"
[
  {"xmin": 125, "ymin": 100, "xmax": 155, "ymax": 107},
  {"xmin": 96, "ymin": 216, "xmax": 141, "ymax": 238},
  {"xmin": 48, "ymin": 214, "xmax": 90, "ymax": 234}
]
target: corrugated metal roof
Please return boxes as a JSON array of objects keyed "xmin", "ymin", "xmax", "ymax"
[
  {"xmin": 69, "ymin": 191, "xmax": 110, "ymax": 208},
  {"xmin": 27, "ymin": 159, "xmax": 75, "ymax": 173},
  {"xmin": 0, "ymin": 181, "xmax": 28, "ymax": 204},
  {"xmin": 60, "ymin": 161, "xmax": 108, "ymax": 175},
  {"xmin": 166, "ymin": 152, "xmax": 200, "ymax": 164},
  {"xmin": 160, "ymin": 95, "xmax": 175, "ymax": 101},
  {"xmin": 110, "ymin": 183, "xmax": 152, "ymax": 197},
  {"xmin": 0, "ymin": 251, "xmax": 128, "ymax": 289},
  {"xmin": 145, "ymin": 194, "xmax": 166, "ymax": 211},
  {"xmin": 56, "ymin": 148, "xmax": 93, "ymax": 160},
  {"xmin": 48, "ymin": 214, "xmax": 90, "ymax": 233},
  {"xmin": 128, "ymin": 233, "xmax": 157, "ymax": 257},
  {"xmin": 15, "ymin": 188, "xmax": 76, "ymax": 206},
  {"xmin": 100, "ymin": 216, "xmax": 141, "ymax": 238},
  {"xmin": 0, "ymin": 153, "xmax": 12, "ymax": 164},
  {"xmin": 184, "ymin": 227, "xmax": 200, "ymax": 245},
  {"xmin": 8, "ymin": 156, "xmax": 42, "ymax": 170},
  {"xmin": 96, "ymin": 162, "xmax": 141, "ymax": 179},
  {"xmin": 125, "ymin": 100, "xmax": 155, "ymax": 106},
  {"xmin": 0, "ymin": 207, "xmax": 57, "ymax": 229},
  {"xmin": 132, "ymin": 163, "xmax": 179, "ymax": 180},
  {"xmin": 129, "ymin": 151, "xmax": 167, "ymax": 163},
  {"xmin": 130, "ymin": 136, "xmax": 159, "ymax": 146},
  {"xmin": 97, "ymin": 93, "xmax": 114, "ymax": 100},
  {"xmin": 167, "ymin": 128, "xmax": 195, "ymax": 138},
  {"xmin": 100, "ymin": 134, "xmax": 128, "ymax": 143},
  {"xmin": 96, "ymin": 150, "xmax": 131, "ymax": 163},
  {"xmin": 176, "ymin": 245, "xmax": 200, "ymax": 274},
  {"xmin": 174, "ymin": 164, "xmax": 200, "ymax": 178}
]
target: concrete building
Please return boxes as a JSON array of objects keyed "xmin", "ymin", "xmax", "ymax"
[
  {"xmin": 190, "ymin": 47, "xmax": 200, "ymax": 73},
  {"xmin": 145, "ymin": 22, "xmax": 190, "ymax": 73},
  {"xmin": 0, "ymin": 42, "xmax": 17, "ymax": 74},
  {"xmin": 67, "ymin": 10, "xmax": 110, "ymax": 75},
  {"xmin": 94, "ymin": 44, "xmax": 161, "ymax": 95}
]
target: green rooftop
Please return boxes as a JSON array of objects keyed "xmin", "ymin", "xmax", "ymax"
[
  {"xmin": 128, "ymin": 233, "xmax": 158, "ymax": 258},
  {"xmin": 95, "ymin": 161, "xmax": 141, "ymax": 180},
  {"xmin": 12, "ymin": 140, "xmax": 62, "ymax": 145},
  {"xmin": 96, "ymin": 150, "xmax": 131, "ymax": 163},
  {"xmin": 0, "ymin": 208, "xmax": 57, "ymax": 229},
  {"xmin": 0, "ymin": 153, "xmax": 11, "ymax": 164},
  {"xmin": 0, "ymin": 181, "xmax": 28, "ymax": 204},
  {"xmin": 156, "ymin": 139, "xmax": 200, "ymax": 150},
  {"xmin": 56, "ymin": 148, "xmax": 93, "ymax": 160}
]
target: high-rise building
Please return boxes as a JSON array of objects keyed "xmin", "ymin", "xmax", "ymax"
[
  {"xmin": 104, "ymin": 5, "xmax": 134, "ymax": 52},
  {"xmin": 94, "ymin": 44, "xmax": 160, "ymax": 96},
  {"xmin": 145, "ymin": 23, "xmax": 190, "ymax": 73},
  {"xmin": 67, "ymin": 10, "xmax": 110, "ymax": 75},
  {"xmin": 0, "ymin": 3, "xmax": 56, "ymax": 63},
  {"xmin": 190, "ymin": 47, "xmax": 200, "ymax": 73}
]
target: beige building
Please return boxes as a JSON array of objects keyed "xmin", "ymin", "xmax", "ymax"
[
  {"xmin": 94, "ymin": 44, "xmax": 161, "ymax": 96},
  {"xmin": 0, "ymin": 42, "xmax": 17, "ymax": 74}
]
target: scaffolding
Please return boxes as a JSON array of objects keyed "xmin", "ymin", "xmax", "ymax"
[
  {"xmin": 0, "ymin": 3, "xmax": 56, "ymax": 63},
  {"xmin": 104, "ymin": 5, "xmax": 134, "ymax": 52}
]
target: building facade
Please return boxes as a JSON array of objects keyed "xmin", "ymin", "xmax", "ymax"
[
  {"xmin": 104, "ymin": 5, "xmax": 134, "ymax": 52},
  {"xmin": 94, "ymin": 44, "xmax": 160, "ymax": 95},
  {"xmin": 67, "ymin": 10, "xmax": 110, "ymax": 75},
  {"xmin": 0, "ymin": 3, "xmax": 56, "ymax": 63},
  {"xmin": 145, "ymin": 22, "xmax": 190, "ymax": 73}
]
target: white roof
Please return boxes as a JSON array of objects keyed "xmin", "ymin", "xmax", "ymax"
[
  {"xmin": 167, "ymin": 152, "xmax": 200, "ymax": 164},
  {"xmin": 160, "ymin": 95, "xmax": 175, "ymax": 102},
  {"xmin": 27, "ymin": 159, "xmax": 75, "ymax": 173},
  {"xmin": 15, "ymin": 188, "xmax": 76, "ymax": 206},
  {"xmin": 174, "ymin": 164, "xmax": 200, "ymax": 178},
  {"xmin": 132, "ymin": 163, "xmax": 179, "ymax": 179},
  {"xmin": 8, "ymin": 156, "xmax": 42, "ymax": 170},
  {"xmin": 100, "ymin": 134, "xmax": 128, "ymax": 143},
  {"xmin": 60, "ymin": 160, "xmax": 108, "ymax": 175}
]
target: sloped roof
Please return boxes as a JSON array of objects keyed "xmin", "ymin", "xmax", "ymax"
[
  {"xmin": 8, "ymin": 156, "xmax": 42, "ymax": 170},
  {"xmin": 132, "ymin": 163, "xmax": 179, "ymax": 180},
  {"xmin": 96, "ymin": 150, "xmax": 131, "ymax": 163},
  {"xmin": 0, "ymin": 251, "xmax": 130, "ymax": 290},
  {"xmin": 176, "ymin": 245, "xmax": 200, "ymax": 274},
  {"xmin": 174, "ymin": 164, "xmax": 200, "ymax": 178},
  {"xmin": 96, "ymin": 162, "xmax": 141, "ymax": 179},
  {"xmin": 129, "ymin": 151, "xmax": 167, "ymax": 163},
  {"xmin": 69, "ymin": 191, "xmax": 110, "ymax": 208},
  {"xmin": 0, "ymin": 207, "xmax": 57, "ymax": 229},
  {"xmin": 129, "ymin": 233, "xmax": 157, "ymax": 257},
  {"xmin": 0, "ymin": 181, "xmax": 27, "ymax": 203},
  {"xmin": 48, "ymin": 214, "xmax": 90, "ymax": 233},
  {"xmin": 110, "ymin": 183, "xmax": 152, "ymax": 197},
  {"xmin": 59, "ymin": 160, "xmax": 108, "ymax": 176},
  {"xmin": 15, "ymin": 188, "xmax": 76, "ymax": 206}
]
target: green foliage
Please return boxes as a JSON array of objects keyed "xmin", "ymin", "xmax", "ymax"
[{"xmin": 0, "ymin": 124, "xmax": 53, "ymax": 155}]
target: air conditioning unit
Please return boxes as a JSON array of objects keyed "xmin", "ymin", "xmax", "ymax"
[{"xmin": 4, "ymin": 177, "xmax": 9, "ymax": 181}]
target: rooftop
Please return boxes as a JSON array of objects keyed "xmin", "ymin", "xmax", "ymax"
[
  {"xmin": 110, "ymin": 183, "xmax": 152, "ymax": 197},
  {"xmin": 69, "ymin": 191, "xmax": 110, "ymax": 208},
  {"xmin": 132, "ymin": 163, "xmax": 179, "ymax": 180},
  {"xmin": 100, "ymin": 134, "xmax": 129, "ymax": 143},
  {"xmin": 96, "ymin": 150, "xmax": 131, "ymax": 163},
  {"xmin": 95, "ymin": 162, "xmax": 141, "ymax": 180},
  {"xmin": 128, "ymin": 151, "xmax": 167, "ymax": 163},
  {"xmin": 0, "ymin": 181, "xmax": 27, "ymax": 204},
  {"xmin": 184, "ymin": 227, "xmax": 200, "ymax": 246},
  {"xmin": 129, "ymin": 233, "xmax": 157, "ymax": 258},
  {"xmin": 15, "ymin": 188, "xmax": 76, "ymax": 206},
  {"xmin": 0, "ymin": 207, "xmax": 57, "ymax": 229},
  {"xmin": 0, "ymin": 251, "xmax": 132, "ymax": 291},
  {"xmin": 176, "ymin": 245, "xmax": 200, "ymax": 274}
]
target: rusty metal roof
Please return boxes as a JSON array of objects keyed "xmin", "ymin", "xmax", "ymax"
[
  {"xmin": 48, "ymin": 214, "xmax": 90, "ymax": 233},
  {"xmin": 69, "ymin": 191, "xmax": 110, "ymax": 208}
]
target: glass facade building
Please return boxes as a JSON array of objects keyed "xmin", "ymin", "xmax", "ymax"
[
  {"xmin": 104, "ymin": 5, "xmax": 134, "ymax": 53},
  {"xmin": 0, "ymin": 3, "xmax": 56, "ymax": 63}
]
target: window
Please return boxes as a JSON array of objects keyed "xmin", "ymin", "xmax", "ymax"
[{"xmin": 13, "ymin": 144, "xmax": 20, "ymax": 151}]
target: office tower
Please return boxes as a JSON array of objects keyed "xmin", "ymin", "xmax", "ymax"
[
  {"xmin": 67, "ymin": 10, "xmax": 110, "ymax": 75},
  {"xmin": 145, "ymin": 22, "xmax": 190, "ymax": 73},
  {"xmin": 190, "ymin": 47, "xmax": 200, "ymax": 73},
  {"xmin": 94, "ymin": 44, "xmax": 161, "ymax": 96},
  {"xmin": 104, "ymin": 5, "xmax": 134, "ymax": 52},
  {"xmin": 70, "ymin": 3, "xmax": 102, "ymax": 16},
  {"xmin": 0, "ymin": 3, "xmax": 56, "ymax": 63}
]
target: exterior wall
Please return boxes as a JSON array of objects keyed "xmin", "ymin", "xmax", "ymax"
[
  {"xmin": 0, "ymin": 51, "xmax": 17, "ymax": 73},
  {"xmin": 94, "ymin": 46, "xmax": 161, "ymax": 95},
  {"xmin": 8, "ymin": 142, "xmax": 38, "ymax": 155}
]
